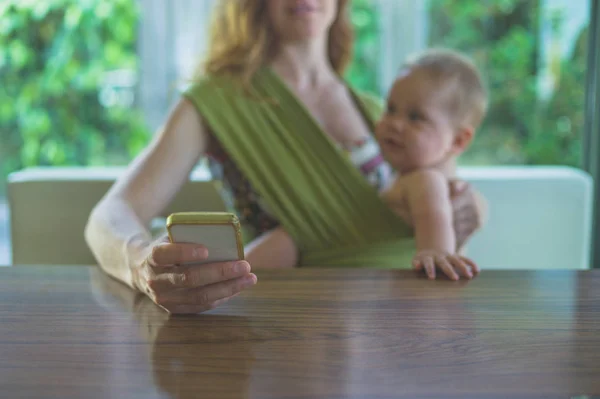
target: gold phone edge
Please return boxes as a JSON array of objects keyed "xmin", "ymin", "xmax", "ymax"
[{"xmin": 166, "ymin": 212, "xmax": 245, "ymax": 260}]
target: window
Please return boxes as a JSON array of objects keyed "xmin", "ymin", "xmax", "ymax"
[
  {"xmin": 137, "ymin": 0, "xmax": 591, "ymax": 168},
  {"xmin": 0, "ymin": 0, "xmax": 149, "ymax": 183},
  {"xmin": 2, "ymin": 0, "xmax": 590, "ymax": 179},
  {"xmin": 0, "ymin": 0, "xmax": 596, "ymax": 265},
  {"xmin": 0, "ymin": 0, "xmax": 148, "ymax": 264},
  {"xmin": 346, "ymin": 0, "xmax": 590, "ymax": 167},
  {"xmin": 427, "ymin": 0, "xmax": 590, "ymax": 167}
]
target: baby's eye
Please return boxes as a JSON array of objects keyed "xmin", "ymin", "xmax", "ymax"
[
  {"xmin": 386, "ymin": 103, "xmax": 396, "ymax": 114},
  {"xmin": 408, "ymin": 110, "xmax": 425, "ymax": 122}
]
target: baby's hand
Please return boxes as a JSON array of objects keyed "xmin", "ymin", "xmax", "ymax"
[{"xmin": 412, "ymin": 250, "xmax": 479, "ymax": 281}]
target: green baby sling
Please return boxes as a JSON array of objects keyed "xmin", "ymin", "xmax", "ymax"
[{"xmin": 184, "ymin": 68, "xmax": 415, "ymax": 268}]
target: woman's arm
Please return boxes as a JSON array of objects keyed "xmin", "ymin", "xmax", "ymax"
[
  {"xmin": 85, "ymin": 99, "xmax": 207, "ymax": 287},
  {"xmin": 245, "ymin": 227, "xmax": 299, "ymax": 268},
  {"xmin": 85, "ymin": 98, "xmax": 256, "ymax": 314}
]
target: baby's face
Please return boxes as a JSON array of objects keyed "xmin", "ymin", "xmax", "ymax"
[{"xmin": 375, "ymin": 69, "xmax": 458, "ymax": 174}]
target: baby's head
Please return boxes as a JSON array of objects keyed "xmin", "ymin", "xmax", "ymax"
[{"xmin": 375, "ymin": 48, "xmax": 488, "ymax": 174}]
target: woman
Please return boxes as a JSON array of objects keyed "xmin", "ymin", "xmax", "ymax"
[{"xmin": 85, "ymin": 0, "xmax": 485, "ymax": 314}]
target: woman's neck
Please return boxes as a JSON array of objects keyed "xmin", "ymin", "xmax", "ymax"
[{"xmin": 270, "ymin": 39, "xmax": 337, "ymax": 91}]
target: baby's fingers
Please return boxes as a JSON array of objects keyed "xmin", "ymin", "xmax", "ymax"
[
  {"xmin": 412, "ymin": 258, "xmax": 423, "ymax": 271},
  {"xmin": 437, "ymin": 257, "xmax": 459, "ymax": 281},
  {"xmin": 449, "ymin": 256, "xmax": 473, "ymax": 279},
  {"xmin": 461, "ymin": 256, "xmax": 480, "ymax": 275},
  {"xmin": 413, "ymin": 258, "xmax": 435, "ymax": 280},
  {"xmin": 422, "ymin": 256, "xmax": 436, "ymax": 280}
]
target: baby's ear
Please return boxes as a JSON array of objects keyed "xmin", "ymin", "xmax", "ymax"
[{"xmin": 452, "ymin": 126, "xmax": 474, "ymax": 155}]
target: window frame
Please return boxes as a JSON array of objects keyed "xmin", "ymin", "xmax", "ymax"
[{"xmin": 583, "ymin": 0, "xmax": 600, "ymax": 268}]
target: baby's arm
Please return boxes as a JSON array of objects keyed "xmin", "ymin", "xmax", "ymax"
[
  {"xmin": 406, "ymin": 170, "xmax": 478, "ymax": 280},
  {"xmin": 406, "ymin": 170, "xmax": 455, "ymax": 253},
  {"xmin": 244, "ymin": 227, "xmax": 298, "ymax": 268}
]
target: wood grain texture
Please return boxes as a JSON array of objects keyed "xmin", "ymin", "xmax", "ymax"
[{"xmin": 1, "ymin": 265, "xmax": 600, "ymax": 399}]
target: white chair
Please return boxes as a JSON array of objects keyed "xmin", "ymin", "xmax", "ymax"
[
  {"xmin": 7, "ymin": 165, "xmax": 593, "ymax": 269},
  {"xmin": 8, "ymin": 167, "xmax": 226, "ymax": 265},
  {"xmin": 458, "ymin": 166, "xmax": 593, "ymax": 270}
]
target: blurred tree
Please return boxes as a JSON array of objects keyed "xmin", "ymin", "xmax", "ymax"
[
  {"xmin": 531, "ymin": 26, "xmax": 588, "ymax": 166},
  {"xmin": 346, "ymin": 0, "xmax": 381, "ymax": 93},
  {"xmin": 0, "ymin": 0, "xmax": 588, "ymax": 195},
  {"xmin": 428, "ymin": 0, "xmax": 587, "ymax": 166},
  {"xmin": 0, "ymin": 0, "xmax": 150, "ymax": 194}
]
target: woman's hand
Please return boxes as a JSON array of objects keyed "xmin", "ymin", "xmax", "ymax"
[
  {"xmin": 449, "ymin": 180, "xmax": 488, "ymax": 250},
  {"xmin": 131, "ymin": 237, "xmax": 257, "ymax": 314}
]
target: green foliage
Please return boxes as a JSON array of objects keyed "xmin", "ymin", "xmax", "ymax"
[
  {"xmin": 346, "ymin": 0, "xmax": 381, "ymax": 93},
  {"xmin": 528, "ymin": 27, "xmax": 587, "ymax": 166},
  {"xmin": 0, "ymin": 0, "xmax": 588, "ymax": 196},
  {"xmin": 0, "ymin": 0, "xmax": 150, "ymax": 193},
  {"xmin": 428, "ymin": 0, "xmax": 587, "ymax": 166}
]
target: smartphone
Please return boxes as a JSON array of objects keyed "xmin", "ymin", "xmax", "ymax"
[{"xmin": 166, "ymin": 212, "xmax": 244, "ymax": 265}]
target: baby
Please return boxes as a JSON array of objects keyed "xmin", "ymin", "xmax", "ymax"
[
  {"xmin": 376, "ymin": 49, "xmax": 488, "ymax": 280},
  {"xmin": 245, "ymin": 49, "xmax": 487, "ymax": 280}
]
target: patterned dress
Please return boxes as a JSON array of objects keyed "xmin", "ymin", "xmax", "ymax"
[{"xmin": 207, "ymin": 133, "xmax": 394, "ymax": 240}]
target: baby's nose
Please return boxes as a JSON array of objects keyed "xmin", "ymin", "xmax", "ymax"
[{"xmin": 390, "ymin": 118, "xmax": 406, "ymax": 132}]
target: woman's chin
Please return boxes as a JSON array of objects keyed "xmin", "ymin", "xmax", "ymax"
[{"xmin": 282, "ymin": 22, "xmax": 330, "ymax": 41}]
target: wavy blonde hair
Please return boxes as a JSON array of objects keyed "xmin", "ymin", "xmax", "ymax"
[{"xmin": 198, "ymin": 0, "xmax": 354, "ymax": 84}]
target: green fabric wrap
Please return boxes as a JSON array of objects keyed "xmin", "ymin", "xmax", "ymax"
[{"xmin": 184, "ymin": 68, "xmax": 415, "ymax": 268}]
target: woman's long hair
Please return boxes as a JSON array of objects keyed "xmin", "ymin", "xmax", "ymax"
[{"xmin": 197, "ymin": 0, "xmax": 354, "ymax": 84}]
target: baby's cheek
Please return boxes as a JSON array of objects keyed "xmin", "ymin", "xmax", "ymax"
[
  {"xmin": 416, "ymin": 142, "xmax": 440, "ymax": 164},
  {"xmin": 412, "ymin": 138, "xmax": 430, "ymax": 155},
  {"xmin": 374, "ymin": 119, "xmax": 388, "ymax": 136}
]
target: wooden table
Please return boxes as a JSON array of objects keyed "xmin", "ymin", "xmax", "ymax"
[{"xmin": 1, "ymin": 266, "xmax": 599, "ymax": 399}]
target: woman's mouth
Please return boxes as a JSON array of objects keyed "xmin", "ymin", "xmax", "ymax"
[{"xmin": 290, "ymin": 0, "xmax": 318, "ymax": 15}]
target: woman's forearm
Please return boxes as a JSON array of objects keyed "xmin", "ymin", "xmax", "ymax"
[
  {"xmin": 85, "ymin": 197, "xmax": 153, "ymax": 290},
  {"xmin": 244, "ymin": 227, "xmax": 298, "ymax": 268},
  {"xmin": 85, "ymin": 99, "xmax": 210, "ymax": 289}
]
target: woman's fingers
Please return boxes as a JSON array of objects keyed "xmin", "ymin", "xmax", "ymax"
[
  {"xmin": 448, "ymin": 181, "xmax": 478, "ymax": 224},
  {"xmin": 137, "ymin": 236, "xmax": 257, "ymax": 315},
  {"xmin": 157, "ymin": 274, "xmax": 257, "ymax": 313},
  {"xmin": 147, "ymin": 260, "xmax": 252, "ymax": 292},
  {"xmin": 448, "ymin": 179, "xmax": 468, "ymax": 196},
  {"xmin": 149, "ymin": 242, "xmax": 209, "ymax": 266},
  {"xmin": 448, "ymin": 181, "xmax": 481, "ymax": 250}
]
